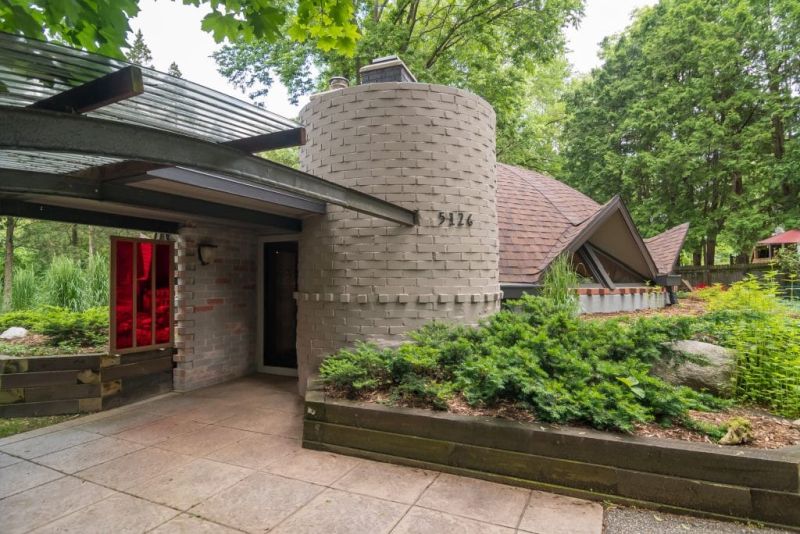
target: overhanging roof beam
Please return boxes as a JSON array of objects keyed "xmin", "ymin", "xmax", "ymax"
[
  {"xmin": 29, "ymin": 66, "xmax": 144, "ymax": 114},
  {"xmin": 0, "ymin": 107, "xmax": 416, "ymax": 226},
  {"xmin": 0, "ymin": 199, "xmax": 179, "ymax": 234},
  {"xmin": 73, "ymin": 127, "xmax": 307, "ymax": 183},
  {"xmin": 0, "ymin": 169, "xmax": 302, "ymax": 232},
  {"xmin": 225, "ymin": 127, "xmax": 306, "ymax": 152}
]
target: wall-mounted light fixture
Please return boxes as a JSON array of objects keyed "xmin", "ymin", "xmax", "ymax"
[{"xmin": 198, "ymin": 243, "xmax": 218, "ymax": 266}]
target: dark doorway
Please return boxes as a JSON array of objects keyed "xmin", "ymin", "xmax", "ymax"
[{"xmin": 262, "ymin": 241, "xmax": 298, "ymax": 370}]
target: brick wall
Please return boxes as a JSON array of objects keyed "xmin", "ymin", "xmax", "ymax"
[
  {"xmin": 296, "ymin": 82, "xmax": 502, "ymax": 390},
  {"xmin": 173, "ymin": 225, "xmax": 258, "ymax": 391}
]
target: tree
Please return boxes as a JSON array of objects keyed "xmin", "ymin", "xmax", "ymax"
[
  {"xmin": 0, "ymin": 0, "xmax": 360, "ymax": 59},
  {"xmin": 214, "ymin": 0, "xmax": 584, "ymax": 173},
  {"xmin": 126, "ymin": 30, "xmax": 153, "ymax": 67},
  {"xmin": 561, "ymin": 0, "xmax": 800, "ymax": 265},
  {"xmin": 167, "ymin": 62, "xmax": 183, "ymax": 78}
]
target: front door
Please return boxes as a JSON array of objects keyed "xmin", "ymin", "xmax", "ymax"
[{"xmin": 262, "ymin": 241, "xmax": 298, "ymax": 372}]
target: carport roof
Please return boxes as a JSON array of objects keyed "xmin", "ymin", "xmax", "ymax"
[{"xmin": 0, "ymin": 33, "xmax": 416, "ymax": 232}]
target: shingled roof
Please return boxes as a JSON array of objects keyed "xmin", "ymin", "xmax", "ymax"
[
  {"xmin": 644, "ymin": 223, "xmax": 690, "ymax": 275},
  {"xmin": 497, "ymin": 163, "xmax": 686, "ymax": 284}
]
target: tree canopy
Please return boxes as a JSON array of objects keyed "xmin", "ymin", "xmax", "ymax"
[
  {"xmin": 561, "ymin": 0, "xmax": 800, "ymax": 265},
  {"xmin": 0, "ymin": 0, "xmax": 360, "ymax": 58},
  {"xmin": 214, "ymin": 0, "xmax": 583, "ymax": 173}
]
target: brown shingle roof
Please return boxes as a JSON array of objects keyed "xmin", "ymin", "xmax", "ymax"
[
  {"xmin": 644, "ymin": 223, "xmax": 690, "ymax": 275},
  {"xmin": 497, "ymin": 163, "xmax": 600, "ymax": 283},
  {"xmin": 498, "ymin": 163, "xmax": 680, "ymax": 284}
]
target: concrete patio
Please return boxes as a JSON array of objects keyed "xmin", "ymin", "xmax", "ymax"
[{"xmin": 0, "ymin": 375, "xmax": 604, "ymax": 533}]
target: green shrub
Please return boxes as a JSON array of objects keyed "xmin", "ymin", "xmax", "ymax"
[
  {"xmin": 0, "ymin": 306, "xmax": 109, "ymax": 348},
  {"xmin": 83, "ymin": 253, "xmax": 109, "ymax": 308},
  {"xmin": 321, "ymin": 295, "xmax": 723, "ymax": 433},
  {"xmin": 694, "ymin": 277, "xmax": 800, "ymax": 418},
  {"xmin": 42, "ymin": 256, "xmax": 86, "ymax": 311},
  {"xmin": 11, "ymin": 267, "xmax": 37, "ymax": 310}
]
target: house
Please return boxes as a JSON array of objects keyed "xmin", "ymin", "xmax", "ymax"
[
  {"xmin": 497, "ymin": 164, "xmax": 689, "ymax": 312},
  {"xmin": 0, "ymin": 38, "xmax": 688, "ymax": 400},
  {"xmin": 752, "ymin": 229, "xmax": 800, "ymax": 263}
]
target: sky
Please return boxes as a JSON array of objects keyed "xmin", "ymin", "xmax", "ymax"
[{"xmin": 130, "ymin": 0, "xmax": 657, "ymax": 119}]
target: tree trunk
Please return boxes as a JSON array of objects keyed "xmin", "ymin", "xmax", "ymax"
[
  {"xmin": 705, "ymin": 237, "xmax": 717, "ymax": 267},
  {"xmin": 692, "ymin": 248, "xmax": 703, "ymax": 266},
  {"xmin": 3, "ymin": 217, "xmax": 14, "ymax": 310},
  {"xmin": 71, "ymin": 224, "xmax": 78, "ymax": 247}
]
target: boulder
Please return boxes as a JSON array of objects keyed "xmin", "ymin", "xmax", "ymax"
[
  {"xmin": 651, "ymin": 340, "xmax": 736, "ymax": 396},
  {"xmin": 0, "ymin": 327, "xmax": 28, "ymax": 340}
]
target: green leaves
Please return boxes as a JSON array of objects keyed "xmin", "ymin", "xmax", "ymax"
[
  {"xmin": 214, "ymin": 0, "xmax": 582, "ymax": 166},
  {"xmin": 562, "ymin": 0, "xmax": 800, "ymax": 262},
  {"xmin": 0, "ymin": 0, "xmax": 359, "ymax": 59}
]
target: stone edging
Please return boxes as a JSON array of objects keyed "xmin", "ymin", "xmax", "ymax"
[
  {"xmin": 302, "ymin": 377, "xmax": 800, "ymax": 530},
  {"xmin": 293, "ymin": 292, "xmax": 504, "ymax": 304}
]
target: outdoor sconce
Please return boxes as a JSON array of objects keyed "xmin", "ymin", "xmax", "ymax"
[{"xmin": 198, "ymin": 244, "xmax": 218, "ymax": 266}]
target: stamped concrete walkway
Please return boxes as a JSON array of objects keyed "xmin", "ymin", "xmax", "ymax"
[{"xmin": 0, "ymin": 375, "xmax": 603, "ymax": 534}]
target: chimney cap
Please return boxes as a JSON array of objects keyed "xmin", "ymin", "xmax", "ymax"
[
  {"xmin": 329, "ymin": 76, "xmax": 349, "ymax": 90},
  {"xmin": 359, "ymin": 55, "xmax": 417, "ymax": 84}
]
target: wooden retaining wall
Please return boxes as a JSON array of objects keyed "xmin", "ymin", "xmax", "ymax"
[
  {"xmin": 303, "ymin": 379, "xmax": 800, "ymax": 530},
  {"xmin": 0, "ymin": 348, "xmax": 173, "ymax": 417}
]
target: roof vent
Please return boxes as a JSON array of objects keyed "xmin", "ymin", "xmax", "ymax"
[{"xmin": 359, "ymin": 55, "xmax": 417, "ymax": 84}]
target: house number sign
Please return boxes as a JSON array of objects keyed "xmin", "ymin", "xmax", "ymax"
[{"xmin": 438, "ymin": 211, "xmax": 474, "ymax": 227}]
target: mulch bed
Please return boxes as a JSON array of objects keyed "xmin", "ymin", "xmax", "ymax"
[{"xmin": 636, "ymin": 408, "xmax": 800, "ymax": 449}]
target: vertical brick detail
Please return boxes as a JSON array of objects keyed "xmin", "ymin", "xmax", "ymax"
[
  {"xmin": 296, "ymin": 82, "xmax": 501, "ymax": 390},
  {"xmin": 173, "ymin": 225, "xmax": 257, "ymax": 391}
]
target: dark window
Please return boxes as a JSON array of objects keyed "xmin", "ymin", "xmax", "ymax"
[
  {"xmin": 592, "ymin": 248, "xmax": 644, "ymax": 284},
  {"xmin": 570, "ymin": 252, "xmax": 599, "ymax": 284}
]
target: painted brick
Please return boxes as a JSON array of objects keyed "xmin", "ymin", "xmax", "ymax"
[{"xmin": 296, "ymin": 82, "xmax": 500, "ymax": 392}]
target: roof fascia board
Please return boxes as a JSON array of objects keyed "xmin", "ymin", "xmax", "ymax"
[
  {"xmin": 0, "ymin": 198, "xmax": 180, "ymax": 233},
  {"xmin": 0, "ymin": 106, "xmax": 416, "ymax": 226},
  {"xmin": 146, "ymin": 166, "xmax": 326, "ymax": 214},
  {"xmin": 0, "ymin": 168, "xmax": 302, "ymax": 232}
]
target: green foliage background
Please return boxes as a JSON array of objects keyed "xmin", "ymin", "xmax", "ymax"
[{"xmin": 561, "ymin": 0, "xmax": 800, "ymax": 264}]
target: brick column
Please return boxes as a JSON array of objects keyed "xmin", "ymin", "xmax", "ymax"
[{"xmin": 296, "ymin": 82, "xmax": 501, "ymax": 391}]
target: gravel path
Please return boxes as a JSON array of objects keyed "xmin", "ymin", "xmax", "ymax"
[{"xmin": 604, "ymin": 507, "xmax": 792, "ymax": 534}]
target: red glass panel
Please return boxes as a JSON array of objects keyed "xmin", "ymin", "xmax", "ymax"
[
  {"xmin": 114, "ymin": 241, "xmax": 134, "ymax": 350},
  {"xmin": 136, "ymin": 242, "xmax": 154, "ymax": 347},
  {"xmin": 155, "ymin": 244, "xmax": 171, "ymax": 344}
]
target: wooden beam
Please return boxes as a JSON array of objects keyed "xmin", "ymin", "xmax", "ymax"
[
  {"xmin": 1, "ymin": 106, "xmax": 417, "ymax": 226},
  {"xmin": 29, "ymin": 66, "xmax": 144, "ymax": 114},
  {"xmin": 0, "ymin": 199, "xmax": 180, "ymax": 233},
  {"xmin": 0, "ymin": 169, "xmax": 303, "ymax": 231},
  {"xmin": 225, "ymin": 127, "xmax": 306, "ymax": 153},
  {"xmin": 73, "ymin": 127, "xmax": 307, "ymax": 182}
]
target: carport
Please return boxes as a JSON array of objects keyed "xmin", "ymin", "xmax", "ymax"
[{"xmin": 0, "ymin": 32, "xmax": 415, "ymax": 399}]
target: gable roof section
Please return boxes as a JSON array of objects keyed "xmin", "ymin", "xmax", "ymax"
[
  {"xmin": 644, "ymin": 223, "xmax": 690, "ymax": 275},
  {"xmin": 497, "ymin": 163, "xmax": 660, "ymax": 283}
]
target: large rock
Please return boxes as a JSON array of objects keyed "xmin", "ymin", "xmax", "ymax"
[
  {"xmin": 651, "ymin": 340, "xmax": 736, "ymax": 395},
  {"xmin": 0, "ymin": 326, "xmax": 28, "ymax": 340}
]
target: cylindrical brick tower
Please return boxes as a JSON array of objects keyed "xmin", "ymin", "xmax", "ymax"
[{"xmin": 295, "ymin": 59, "xmax": 500, "ymax": 388}]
